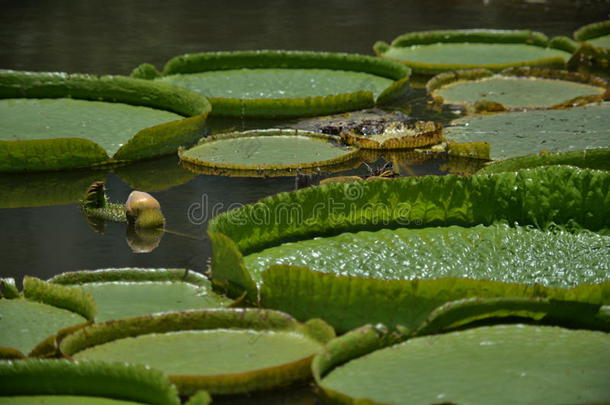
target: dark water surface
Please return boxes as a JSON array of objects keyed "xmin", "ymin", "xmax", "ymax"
[{"xmin": 1, "ymin": 1, "xmax": 609, "ymax": 403}]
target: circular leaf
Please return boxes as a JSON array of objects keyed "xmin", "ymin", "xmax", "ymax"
[
  {"xmin": 48, "ymin": 268, "xmax": 233, "ymax": 322},
  {"xmin": 59, "ymin": 309, "xmax": 335, "ymax": 395},
  {"xmin": 374, "ymin": 29, "xmax": 573, "ymax": 75},
  {"xmin": 134, "ymin": 50, "xmax": 411, "ymax": 118},
  {"xmin": 179, "ymin": 129, "xmax": 359, "ymax": 175},
  {"xmin": 444, "ymin": 104, "xmax": 610, "ymax": 160},
  {"xmin": 318, "ymin": 324, "xmax": 610, "ymax": 405},
  {"xmin": 427, "ymin": 68, "xmax": 608, "ymax": 110}
]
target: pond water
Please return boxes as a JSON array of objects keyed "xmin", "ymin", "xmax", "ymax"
[{"xmin": 1, "ymin": 1, "xmax": 608, "ymax": 404}]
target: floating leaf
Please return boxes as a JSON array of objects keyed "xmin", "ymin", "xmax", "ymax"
[
  {"xmin": 0, "ymin": 277, "xmax": 95, "ymax": 356},
  {"xmin": 571, "ymin": 21, "xmax": 610, "ymax": 73},
  {"xmin": 59, "ymin": 309, "xmax": 335, "ymax": 395},
  {"xmin": 416, "ymin": 296, "xmax": 609, "ymax": 335},
  {"xmin": 246, "ymin": 224, "xmax": 609, "ymax": 286},
  {"xmin": 444, "ymin": 104, "xmax": 610, "ymax": 160},
  {"xmin": 574, "ymin": 20, "xmax": 610, "ymax": 49},
  {"xmin": 340, "ymin": 121, "xmax": 442, "ymax": 150},
  {"xmin": 0, "ymin": 359, "xmax": 183, "ymax": 405},
  {"xmin": 427, "ymin": 67, "xmax": 609, "ymax": 110},
  {"xmin": 374, "ymin": 29, "xmax": 574, "ymax": 75},
  {"xmin": 179, "ymin": 129, "xmax": 359, "ymax": 176},
  {"xmin": 208, "ymin": 166, "xmax": 610, "ymax": 331},
  {"xmin": 48, "ymin": 268, "xmax": 233, "ymax": 322},
  {"xmin": 316, "ymin": 324, "xmax": 610, "ymax": 405},
  {"xmin": 0, "ymin": 278, "xmax": 19, "ymax": 299},
  {"xmin": 0, "ymin": 70, "xmax": 211, "ymax": 172},
  {"xmin": 478, "ymin": 148, "xmax": 610, "ymax": 174},
  {"xmin": 132, "ymin": 50, "xmax": 411, "ymax": 118}
]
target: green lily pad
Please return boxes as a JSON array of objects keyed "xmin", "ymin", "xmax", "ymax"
[
  {"xmin": 575, "ymin": 20, "xmax": 610, "ymax": 48},
  {"xmin": 48, "ymin": 268, "xmax": 233, "ymax": 322},
  {"xmin": 245, "ymin": 224, "xmax": 609, "ymax": 287},
  {"xmin": 132, "ymin": 50, "xmax": 411, "ymax": 118},
  {"xmin": 427, "ymin": 68, "xmax": 608, "ymax": 110},
  {"xmin": 208, "ymin": 166, "xmax": 610, "ymax": 332},
  {"xmin": 0, "ymin": 71, "xmax": 211, "ymax": 172},
  {"xmin": 444, "ymin": 104, "xmax": 610, "ymax": 160},
  {"xmin": 1, "ymin": 99, "xmax": 183, "ymax": 156},
  {"xmin": 0, "ymin": 300, "xmax": 85, "ymax": 355},
  {"xmin": 0, "ymin": 359, "xmax": 184, "ymax": 405},
  {"xmin": 478, "ymin": 148, "xmax": 610, "ymax": 174},
  {"xmin": 162, "ymin": 69, "xmax": 393, "ymax": 99},
  {"xmin": 0, "ymin": 277, "xmax": 95, "ymax": 356},
  {"xmin": 179, "ymin": 129, "xmax": 359, "ymax": 176},
  {"xmin": 571, "ymin": 21, "xmax": 610, "ymax": 72},
  {"xmin": 317, "ymin": 324, "xmax": 610, "ymax": 405},
  {"xmin": 59, "ymin": 309, "xmax": 335, "ymax": 395},
  {"xmin": 586, "ymin": 33, "xmax": 610, "ymax": 48},
  {"xmin": 416, "ymin": 296, "xmax": 610, "ymax": 335},
  {"xmin": 374, "ymin": 29, "xmax": 575, "ymax": 75}
]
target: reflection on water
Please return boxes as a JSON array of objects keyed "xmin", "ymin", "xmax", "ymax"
[
  {"xmin": 1, "ymin": 0, "xmax": 607, "ymax": 75},
  {"xmin": 0, "ymin": 2, "xmax": 608, "ymax": 403},
  {"xmin": 126, "ymin": 224, "xmax": 164, "ymax": 253}
]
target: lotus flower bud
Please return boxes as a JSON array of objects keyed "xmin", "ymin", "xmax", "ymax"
[{"xmin": 125, "ymin": 191, "xmax": 165, "ymax": 229}]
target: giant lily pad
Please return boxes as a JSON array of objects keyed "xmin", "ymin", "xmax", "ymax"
[
  {"xmin": 208, "ymin": 166, "xmax": 610, "ymax": 332},
  {"xmin": 179, "ymin": 129, "xmax": 359, "ymax": 176},
  {"xmin": 574, "ymin": 20, "xmax": 610, "ymax": 49},
  {"xmin": 0, "ymin": 359, "xmax": 202, "ymax": 405},
  {"xmin": 0, "ymin": 277, "xmax": 95, "ymax": 357},
  {"xmin": 444, "ymin": 104, "xmax": 610, "ymax": 160},
  {"xmin": 245, "ymin": 224, "xmax": 609, "ymax": 286},
  {"xmin": 131, "ymin": 50, "xmax": 411, "ymax": 118},
  {"xmin": 427, "ymin": 67, "xmax": 609, "ymax": 111},
  {"xmin": 59, "ymin": 309, "xmax": 335, "ymax": 395},
  {"xmin": 0, "ymin": 70, "xmax": 211, "ymax": 172},
  {"xmin": 48, "ymin": 268, "xmax": 233, "ymax": 322},
  {"xmin": 374, "ymin": 29, "xmax": 575, "ymax": 75},
  {"xmin": 478, "ymin": 148, "xmax": 610, "ymax": 174},
  {"xmin": 571, "ymin": 21, "xmax": 610, "ymax": 72},
  {"xmin": 314, "ymin": 324, "xmax": 610, "ymax": 405}
]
